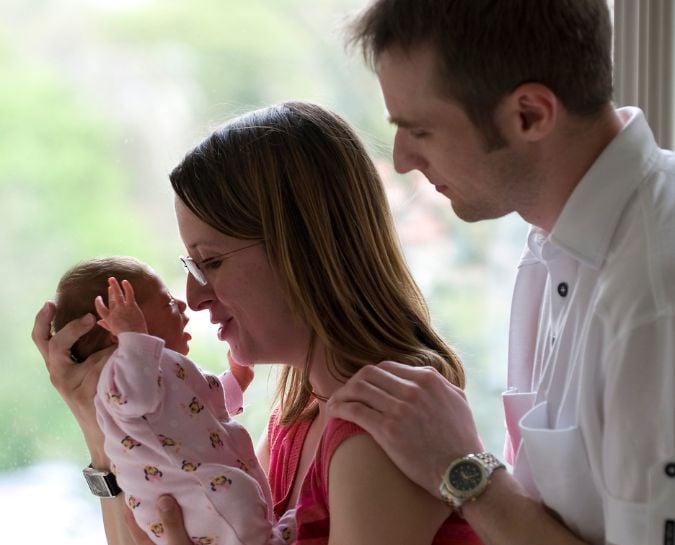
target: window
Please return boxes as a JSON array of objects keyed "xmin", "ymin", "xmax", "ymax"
[{"xmin": 5, "ymin": 1, "xmax": 669, "ymax": 543}]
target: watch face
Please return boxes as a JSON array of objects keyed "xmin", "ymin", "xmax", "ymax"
[
  {"xmin": 448, "ymin": 460, "xmax": 484, "ymax": 492},
  {"xmin": 83, "ymin": 467, "xmax": 120, "ymax": 497},
  {"xmin": 84, "ymin": 472, "xmax": 110, "ymax": 496}
]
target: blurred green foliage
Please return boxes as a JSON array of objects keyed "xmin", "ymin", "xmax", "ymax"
[
  {"xmin": 0, "ymin": 0, "xmax": 524, "ymax": 473},
  {"xmin": 0, "ymin": 41, "xmax": 160, "ymax": 469}
]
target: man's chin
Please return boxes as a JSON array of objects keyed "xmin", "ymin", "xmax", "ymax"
[{"xmin": 451, "ymin": 202, "xmax": 506, "ymax": 223}]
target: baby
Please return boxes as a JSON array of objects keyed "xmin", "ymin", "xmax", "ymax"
[{"xmin": 53, "ymin": 257, "xmax": 294, "ymax": 545}]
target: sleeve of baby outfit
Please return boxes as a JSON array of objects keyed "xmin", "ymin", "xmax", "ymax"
[
  {"xmin": 99, "ymin": 332, "xmax": 165, "ymax": 418},
  {"xmin": 220, "ymin": 371, "xmax": 244, "ymax": 416},
  {"xmin": 269, "ymin": 508, "xmax": 297, "ymax": 545},
  {"xmin": 602, "ymin": 314, "xmax": 675, "ymax": 545}
]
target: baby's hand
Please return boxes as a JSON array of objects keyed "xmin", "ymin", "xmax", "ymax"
[{"xmin": 94, "ymin": 278, "xmax": 148, "ymax": 337}]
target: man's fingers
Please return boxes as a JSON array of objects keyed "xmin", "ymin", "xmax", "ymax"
[
  {"xmin": 377, "ymin": 359, "xmax": 443, "ymax": 383},
  {"xmin": 328, "ymin": 398, "xmax": 385, "ymax": 434},
  {"xmin": 327, "ymin": 366, "xmax": 419, "ymax": 441},
  {"xmin": 329, "ymin": 369, "xmax": 397, "ymax": 411},
  {"xmin": 341, "ymin": 362, "xmax": 429, "ymax": 405},
  {"xmin": 376, "ymin": 360, "xmax": 467, "ymax": 399},
  {"xmin": 157, "ymin": 496, "xmax": 192, "ymax": 545},
  {"xmin": 31, "ymin": 301, "xmax": 56, "ymax": 361}
]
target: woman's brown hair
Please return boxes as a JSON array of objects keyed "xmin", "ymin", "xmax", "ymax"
[{"xmin": 170, "ymin": 101, "xmax": 465, "ymax": 423}]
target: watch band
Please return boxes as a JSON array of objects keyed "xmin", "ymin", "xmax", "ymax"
[
  {"xmin": 471, "ymin": 452, "xmax": 504, "ymax": 473},
  {"xmin": 439, "ymin": 452, "xmax": 505, "ymax": 510},
  {"xmin": 82, "ymin": 464, "xmax": 122, "ymax": 497}
]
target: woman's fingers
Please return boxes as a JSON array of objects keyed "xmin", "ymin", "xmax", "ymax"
[
  {"xmin": 33, "ymin": 304, "xmax": 96, "ymax": 371},
  {"xmin": 31, "ymin": 301, "xmax": 56, "ymax": 361},
  {"xmin": 125, "ymin": 496, "xmax": 192, "ymax": 545},
  {"xmin": 157, "ymin": 496, "xmax": 193, "ymax": 545},
  {"xmin": 124, "ymin": 502, "xmax": 155, "ymax": 545}
]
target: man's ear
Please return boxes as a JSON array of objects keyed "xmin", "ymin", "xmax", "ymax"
[{"xmin": 499, "ymin": 83, "xmax": 558, "ymax": 143}]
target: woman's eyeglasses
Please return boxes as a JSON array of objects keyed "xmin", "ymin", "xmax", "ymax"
[{"xmin": 179, "ymin": 241, "xmax": 263, "ymax": 286}]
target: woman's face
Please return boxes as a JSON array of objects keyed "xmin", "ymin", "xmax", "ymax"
[{"xmin": 174, "ymin": 197, "xmax": 311, "ymax": 367}]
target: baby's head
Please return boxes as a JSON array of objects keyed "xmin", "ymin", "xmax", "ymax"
[{"xmin": 54, "ymin": 257, "xmax": 190, "ymax": 361}]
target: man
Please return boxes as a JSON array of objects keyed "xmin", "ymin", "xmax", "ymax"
[{"xmin": 328, "ymin": 1, "xmax": 675, "ymax": 545}]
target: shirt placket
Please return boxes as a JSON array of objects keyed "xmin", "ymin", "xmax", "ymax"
[{"xmin": 537, "ymin": 241, "xmax": 580, "ymax": 412}]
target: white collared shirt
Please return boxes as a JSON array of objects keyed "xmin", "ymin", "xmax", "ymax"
[{"xmin": 503, "ymin": 108, "xmax": 675, "ymax": 545}]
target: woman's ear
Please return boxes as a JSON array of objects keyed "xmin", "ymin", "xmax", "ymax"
[{"xmin": 499, "ymin": 83, "xmax": 558, "ymax": 143}]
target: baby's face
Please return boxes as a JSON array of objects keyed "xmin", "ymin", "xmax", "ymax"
[{"xmin": 140, "ymin": 274, "xmax": 191, "ymax": 355}]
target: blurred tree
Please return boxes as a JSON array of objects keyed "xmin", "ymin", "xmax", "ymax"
[
  {"xmin": 0, "ymin": 38, "xmax": 168, "ymax": 469},
  {"xmin": 0, "ymin": 0, "xmax": 525, "ymax": 475}
]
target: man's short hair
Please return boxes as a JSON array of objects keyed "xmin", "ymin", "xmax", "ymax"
[{"xmin": 349, "ymin": 0, "xmax": 613, "ymax": 147}]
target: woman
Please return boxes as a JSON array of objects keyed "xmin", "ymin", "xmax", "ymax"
[{"xmin": 34, "ymin": 102, "xmax": 481, "ymax": 544}]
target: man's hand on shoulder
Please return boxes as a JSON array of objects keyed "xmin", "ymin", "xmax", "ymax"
[{"xmin": 327, "ymin": 360, "xmax": 483, "ymax": 498}]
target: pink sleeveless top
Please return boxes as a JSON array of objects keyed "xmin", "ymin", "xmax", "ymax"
[{"xmin": 267, "ymin": 408, "xmax": 483, "ymax": 545}]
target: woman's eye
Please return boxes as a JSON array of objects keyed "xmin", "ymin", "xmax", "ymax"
[{"xmin": 201, "ymin": 258, "xmax": 223, "ymax": 271}]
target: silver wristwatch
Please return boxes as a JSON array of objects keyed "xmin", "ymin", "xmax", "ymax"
[
  {"xmin": 83, "ymin": 464, "xmax": 122, "ymax": 497},
  {"xmin": 439, "ymin": 452, "xmax": 505, "ymax": 509}
]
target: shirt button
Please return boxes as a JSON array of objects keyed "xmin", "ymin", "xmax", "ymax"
[
  {"xmin": 666, "ymin": 462, "xmax": 675, "ymax": 478},
  {"xmin": 557, "ymin": 282, "xmax": 569, "ymax": 297}
]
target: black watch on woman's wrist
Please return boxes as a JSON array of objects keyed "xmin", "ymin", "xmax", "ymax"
[{"xmin": 82, "ymin": 464, "xmax": 121, "ymax": 497}]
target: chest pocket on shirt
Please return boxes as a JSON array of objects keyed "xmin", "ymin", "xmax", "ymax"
[
  {"xmin": 519, "ymin": 401, "xmax": 604, "ymax": 545},
  {"xmin": 605, "ymin": 459, "xmax": 675, "ymax": 545}
]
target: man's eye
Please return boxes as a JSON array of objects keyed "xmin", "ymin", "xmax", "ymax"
[{"xmin": 410, "ymin": 129, "xmax": 429, "ymax": 139}]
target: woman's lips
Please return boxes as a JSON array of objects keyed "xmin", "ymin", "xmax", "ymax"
[{"xmin": 217, "ymin": 318, "xmax": 233, "ymax": 341}]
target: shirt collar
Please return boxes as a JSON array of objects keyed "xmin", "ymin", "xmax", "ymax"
[{"xmin": 548, "ymin": 107, "xmax": 660, "ymax": 269}]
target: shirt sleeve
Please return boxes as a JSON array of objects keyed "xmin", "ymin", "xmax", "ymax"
[
  {"xmin": 220, "ymin": 371, "xmax": 244, "ymax": 416},
  {"xmin": 97, "ymin": 332, "xmax": 165, "ymax": 418},
  {"xmin": 602, "ymin": 314, "xmax": 675, "ymax": 545}
]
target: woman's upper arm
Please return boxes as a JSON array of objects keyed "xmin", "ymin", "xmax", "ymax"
[{"xmin": 327, "ymin": 432, "xmax": 451, "ymax": 545}]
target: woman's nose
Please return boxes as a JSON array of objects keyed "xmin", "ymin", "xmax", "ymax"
[{"xmin": 185, "ymin": 274, "xmax": 214, "ymax": 312}]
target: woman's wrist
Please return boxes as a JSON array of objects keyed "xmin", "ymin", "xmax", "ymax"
[
  {"xmin": 82, "ymin": 426, "xmax": 109, "ymax": 468},
  {"xmin": 87, "ymin": 447, "xmax": 110, "ymax": 470},
  {"xmin": 72, "ymin": 409, "xmax": 108, "ymax": 468}
]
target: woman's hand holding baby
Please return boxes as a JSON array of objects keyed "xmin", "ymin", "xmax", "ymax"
[{"xmin": 32, "ymin": 302, "xmax": 113, "ymax": 467}]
